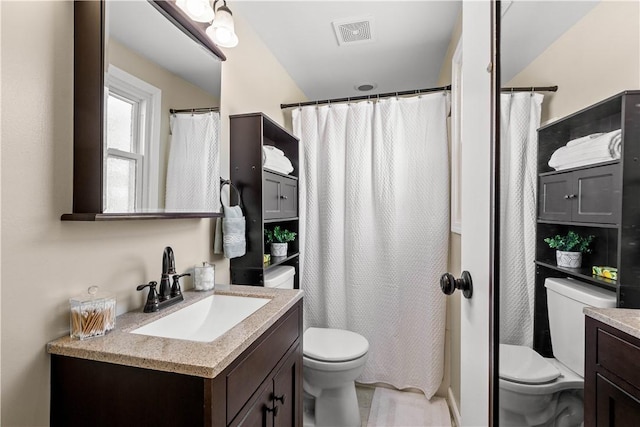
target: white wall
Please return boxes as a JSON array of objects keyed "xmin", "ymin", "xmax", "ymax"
[{"xmin": 0, "ymin": 2, "xmax": 304, "ymax": 425}]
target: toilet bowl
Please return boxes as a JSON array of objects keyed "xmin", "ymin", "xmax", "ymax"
[
  {"xmin": 498, "ymin": 277, "xmax": 616, "ymax": 427},
  {"xmin": 303, "ymin": 327, "xmax": 369, "ymax": 427},
  {"xmin": 499, "ymin": 344, "xmax": 584, "ymax": 427}
]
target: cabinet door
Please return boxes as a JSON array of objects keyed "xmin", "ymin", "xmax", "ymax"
[
  {"xmin": 272, "ymin": 344, "xmax": 302, "ymax": 427},
  {"xmin": 233, "ymin": 380, "xmax": 275, "ymax": 427},
  {"xmin": 596, "ymin": 374, "xmax": 640, "ymax": 427},
  {"xmin": 280, "ymin": 180, "xmax": 298, "ymax": 218},
  {"xmin": 539, "ymin": 173, "xmax": 572, "ymax": 221},
  {"xmin": 573, "ymin": 165, "xmax": 621, "ymax": 224},
  {"xmin": 264, "ymin": 173, "xmax": 282, "ymax": 220}
]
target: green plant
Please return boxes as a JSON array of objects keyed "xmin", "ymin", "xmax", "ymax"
[
  {"xmin": 544, "ymin": 230, "xmax": 594, "ymax": 253},
  {"xmin": 265, "ymin": 226, "xmax": 296, "ymax": 244}
]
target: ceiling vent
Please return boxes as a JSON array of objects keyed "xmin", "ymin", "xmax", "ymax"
[{"xmin": 332, "ymin": 18, "xmax": 375, "ymax": 46}]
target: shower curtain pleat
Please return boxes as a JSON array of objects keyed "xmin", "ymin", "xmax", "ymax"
[
  {"xmin": 165, "ymin": 112, "xmax": 221, "ymax": 212},
  {"xmin": 499, "ymin": 93, "xmax": 543, "ymax": 347},
  {"xmin": 293, "ymin": 93, "xmax": 450, "ymax": 398}
]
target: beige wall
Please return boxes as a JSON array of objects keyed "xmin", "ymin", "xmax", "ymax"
[
  {"xmin": 506, "ymin": 0, "xmax": 640, "ymax": 123},
  {"xmin": 0, "ymin": 2, "xmax": 304, "ymax": 426},
  {"xmin": 108, "ymin": 39, "xmax": 220, "ymax": 207}
]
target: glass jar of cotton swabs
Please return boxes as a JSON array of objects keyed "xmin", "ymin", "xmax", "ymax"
[{"xmin": 70, "ymin": 286, "xmax": 116, "ymax": 340}]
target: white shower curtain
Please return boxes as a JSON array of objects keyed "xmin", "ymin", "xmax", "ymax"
[
  {"xmin": 293, "ymin": 93, "xmax": 450, "ymax": 398},
  {"xmin": 499, "ymin": 92, "xmax": 543, "ymax": 347},
  {"xmin": 165, "ymin": 112, "xmax": 221, "ymax": 212}
]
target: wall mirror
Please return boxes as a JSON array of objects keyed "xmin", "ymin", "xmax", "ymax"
[
  {"xmin": 497, "ymin": 0, "xmax": 636, "ymax": 425},
  {"xmin": 64, "ymin": 0, "xmax": 225, "ymax": 220}
]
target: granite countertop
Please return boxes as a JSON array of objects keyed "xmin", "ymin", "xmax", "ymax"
[
  {"xmin": 584, "ymin": 307, "xmax": 640, "ymax": 340},
  {"xmin": 47, "ymin": 285, "xmax": 303, "ymax": 378}
]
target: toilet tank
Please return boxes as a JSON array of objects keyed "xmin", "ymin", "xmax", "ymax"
[
  {"xmin": 264, "ymin": 266, "xmax": 295, "ymax": 289},
  {"xmin": 545, "ymin": 277, "xmax": 616, "ymax": 377}
]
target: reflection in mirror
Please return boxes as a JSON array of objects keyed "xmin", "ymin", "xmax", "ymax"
[
  {"xmin": 498, "ymin": 1, "xmax": 639, "ymax": 426},
  {"xmin": 105, "ymin": 1, "xmax": 221, "ymax": 213}
]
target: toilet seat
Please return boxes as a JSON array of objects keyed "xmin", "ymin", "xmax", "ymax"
[
  {"xmin": 500, "ymin": 344, "xmax": 560, "ymax": 384},
  {"xmin": 500, "ymin": 356, "xmax": 584, "ymax": 396},
  {"xmin": 303, "ymin": 327, "xmax": 369, "ymax": 362}
]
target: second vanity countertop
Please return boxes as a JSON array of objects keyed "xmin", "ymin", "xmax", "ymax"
[
  {"xmin": 584, "ymin": 307, "xmax": 640, "ymax": 340},
  {"xmin": 47, "ymin": 285, "xmax": 303, "ymax": 379}
]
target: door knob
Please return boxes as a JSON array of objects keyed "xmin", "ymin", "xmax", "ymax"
[{"xmin": 440, "ymin": 271, "xmax": 473, "ymax": 299}]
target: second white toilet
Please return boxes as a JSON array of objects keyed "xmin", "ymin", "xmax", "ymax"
[{"xmin": 498, "ymin": 277, "xmax": 617, "ymax": 426}]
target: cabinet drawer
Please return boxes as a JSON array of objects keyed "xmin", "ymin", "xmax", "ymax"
[
  {"xmin": 264, "ymin": 171, "xmax": 298, "ymax": 220},
  {"xmin": 226, "ymin": 304, "xmax": 300, "ymax": 424},
  {"xmin": 597, "ymin": 328, "xmax": 640, "ymax": 390}
]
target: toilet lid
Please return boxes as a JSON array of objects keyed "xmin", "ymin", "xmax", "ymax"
[
  {"xmin": 304, "ymin": 327, "xmax": 369, "ymax": 362},
  {"xmin": 499, "ymin": 344, "xmax": 561, "ymax": 384}
]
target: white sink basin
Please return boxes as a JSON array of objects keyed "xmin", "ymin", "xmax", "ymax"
[{"xmin": 130, "ymin": 294, "xmax": 270, "ymax": 342}]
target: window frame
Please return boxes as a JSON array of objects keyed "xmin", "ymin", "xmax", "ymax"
[{"xmin": 104, "ymin": 65, "xmax": 161, "ymax": 212}]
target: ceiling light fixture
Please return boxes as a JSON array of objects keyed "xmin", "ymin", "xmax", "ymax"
[
  {"xmin": 206, "ymin": 0, "xmax": 239, "ymax": 48},
  {"xmin": 176, "ymin": 0, "xmax": 214, "ymax": 23},
  {"xmin": 176, "ymin": 0, "xmax": 239, "ymax": 48}
]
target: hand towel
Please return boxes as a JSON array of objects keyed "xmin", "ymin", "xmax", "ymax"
[{"xmin": 222, "ymin": 204, "xmax": 246, "ymax": 258}]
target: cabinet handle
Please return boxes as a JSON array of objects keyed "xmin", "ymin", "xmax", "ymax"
[
  {"xmin": 280, "ymin": 195, "xmax": 288, "ymax": 200},
  {"xmin": 564, "ymin": 194, "xmax": 570, "ymax": 199},
  {"xmin": 274, "ymin": 394, "xmax": 286, "ymax": 404},
  {"xmin": 265, "ymin": 405, "xmax": 279, "ymax": 417},
  {"xmin": 564, "ymin": 194, "xmax": 577, "ymax": 199}
]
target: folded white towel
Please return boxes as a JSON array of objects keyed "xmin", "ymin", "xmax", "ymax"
[
  {"xmin": 549, "ymin": 129, "xmax": 621, "ymax": 170},
  {"xmin": 264, "ymin": 157, "xmax": 294, "ymax": 174},
  {"xmin": 566, "ymin": 132, "xmax": 605, "ymax": 147},
  {"xmin": 262, "ymin": 146, "xmax": 294, "ymax": 174},
  {"xmin": 263, "ymin": 145, "xmax": 284, "ymax": 156}
]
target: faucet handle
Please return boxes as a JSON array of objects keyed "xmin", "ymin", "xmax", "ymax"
[
  {"xmin": 137, "ymin": 281, "xmax": 160, "ymax": 313},
  {"xmin": 171, "ymin": 273, "xmax": 191, "ymax": 298}
]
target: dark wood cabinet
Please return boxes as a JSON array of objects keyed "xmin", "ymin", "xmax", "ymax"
[
  {"xmin": 230, "ymin": 113, "xmax": 301, "ymax": 287},
  {"xmin": 585, "ymin": 316, "xmax": 640, "ymax": 427},
  {"xmin": 534, "ymin": 91, "xmax": 640, "ymax": 357},
  {"xmin": 50, "ymin": 300, "xmax": 303, "ymax": 427},
  {"xmin": 539, "ymin": 164, "xmax": 621, "ymax": 224},
  {"xmin": 264, "ymin": 171, "xmax": 298, "ymax": 220}
]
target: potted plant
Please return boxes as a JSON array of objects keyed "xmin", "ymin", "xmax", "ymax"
[
  {"xmin": 544, "ymin": 230, "xmax": 595, "ymax": 268},
  {"xmin": 265, "ymin": 226, "xmax": 296, "ymax": 257}
]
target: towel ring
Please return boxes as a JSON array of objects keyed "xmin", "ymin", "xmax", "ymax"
[{"xmin": 220, "ymin": 178, "xmax": 243, "ymax": 209}]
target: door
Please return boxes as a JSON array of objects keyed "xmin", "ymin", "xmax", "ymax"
[{"xmin": 460, "ymin": 1, "xmax": 496, "ymax": 425}]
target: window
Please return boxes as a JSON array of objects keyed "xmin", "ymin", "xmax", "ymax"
[{"xmin": 104, "ymin": 66, "xmax": 161, "ymax": 213}]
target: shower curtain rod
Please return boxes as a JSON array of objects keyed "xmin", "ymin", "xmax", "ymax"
[
  {"xmin": 280, "ymin": 85, "xmax": 452, "ymax": 109},
  {"xmin": 501, "ymin": 85, "xmax": 558, "ymax": 93},
  {"xmin": 280, "ymin": 85, "xmax": 558, "ymax": 109},
  {"xmin": 170, "ymin": 107, "xmax": 219, "ymax": 114}
]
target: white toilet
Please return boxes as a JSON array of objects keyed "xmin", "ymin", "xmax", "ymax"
[
  {"xmin": 499, "ymin": 277, "xmax": 616, "ymax": 426},
  {"xmin": 263, "ymin": 266, "xmax": 369, "ymax": 427}
]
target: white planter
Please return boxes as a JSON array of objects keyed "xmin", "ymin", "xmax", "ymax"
[
  {"xmin": 556, "ymin": 250, "xmax": 582, "ymax": 268},
  {"xmin": 271, "ymin": 243, "xmax": 288, "ymax": 257}
]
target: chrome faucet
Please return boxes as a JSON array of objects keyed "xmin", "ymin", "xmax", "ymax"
[{"xmin": 136, "ymin": 246, "xmax": 190, "ymax": 313}]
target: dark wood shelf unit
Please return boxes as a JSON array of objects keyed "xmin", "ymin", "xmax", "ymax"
[
  {"xmin": 230, "ymin": 113, "xmax": 301, "ymax": 288},
  {"xmin": 535, "ymin": 261, "xmax": 617, "ymax": 290},
  {"xmin": 534, "ymin": 90, "xmax": 640, "ymax": 357}
]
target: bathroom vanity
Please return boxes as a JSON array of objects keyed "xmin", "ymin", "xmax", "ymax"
[
  {"xmin": 47, "ymin": 286, "xmax": 303, "ymax": 427},
  {"xmin": 584, "ymin": 308, "xmax": 640, "ymax": 426}
]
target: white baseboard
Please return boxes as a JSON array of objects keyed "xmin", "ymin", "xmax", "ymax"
[{"xmin": 447, "ymin": 387, "xmax": 462, "ymax": 427}]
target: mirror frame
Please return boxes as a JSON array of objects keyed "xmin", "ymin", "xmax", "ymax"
[{"xmin": 63, "ymin": 0, "xmax": 225, "ymax": 221}]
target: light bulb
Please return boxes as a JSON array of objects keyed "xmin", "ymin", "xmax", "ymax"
[{"xmin": 185, "ymin": 0, "xmax": 205, "ymax": 16}]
